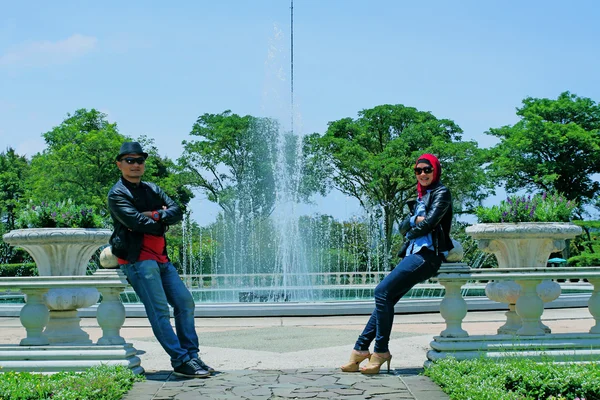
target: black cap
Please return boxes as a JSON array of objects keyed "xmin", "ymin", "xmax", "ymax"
[{"xmin": 116, "ymin": 142, "xmax": 148, "ymax": 161}]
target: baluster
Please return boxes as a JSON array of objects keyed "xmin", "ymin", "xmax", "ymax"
[
  {"xmin": 19, "ymin": 288, "xmax": 50, "ymax": 346},
  {"xmin": 94, "ymin": 269, "xmax": 127, "ymax": 345},
  {"xmin": 96, "ymin": 286, "xmax": 126, "ymax": 345},
  {"xmin": 587, "ymin": 278, "xmax": 600, "ymax": 334},
  {"xmin": 438, "ymin": 280, "xmax": 469, "ymax": 338},
  {"xmin": 515, "ymin": 279, "xmax": 545, "ymax": 336}
]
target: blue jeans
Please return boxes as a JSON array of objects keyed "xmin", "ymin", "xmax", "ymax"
[
  {"xmin": 354, "ymin": 248, "xmax": 442, "ymax": 353},
  {"xmin": 120, "ymin": 260, "xmax": 199, "ymax": 368}
]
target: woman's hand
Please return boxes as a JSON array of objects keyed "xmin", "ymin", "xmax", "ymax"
[{"xmin": 415, "ymin": 216, "xmax": 425, "ymax": 224}]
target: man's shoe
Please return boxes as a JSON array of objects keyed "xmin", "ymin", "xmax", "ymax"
[
  {"xmin": 173, "ymin": 360, "xmax": 210, "ymax": 378},
  {"xmin": 191, "ymin": 357, "xmax": 215, "ymax": 374}
]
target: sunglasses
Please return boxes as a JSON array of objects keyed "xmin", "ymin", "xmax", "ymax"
[
  {"xmin": 414, "ymin": 167, "xmax": 433, "ymax": 175},
  {"xmin": 122, "ymin": 157, "xmax": 146, "ymax": 165}
]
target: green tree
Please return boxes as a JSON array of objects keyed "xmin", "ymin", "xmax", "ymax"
[
  {"xmin": 137, "ymin": 136, "xmax": 193, "ymax": 212},
  {"xmin": 486, "ymin": 92, "xmax": 600, "ymax": 212},
  {"xmin": 0, "ymin": 148, "xmax": 30, "ymax": 230},
  {"xmin": 569, "ymin": 220, "xmax": 600, "ymax": 266},
  {"xmin": 178, "ymin": 110, "xmax": 279, "ymax": 219},
  {"xmin": 27, "ymin": 109, "xmax": 125, "ymax": 211},
  {"xmin": 26, "ymin": 110, "xmax": 192, "ymax": 215},
  {"xmin": 0, "ymin": 148, "xmax": 31, "ymax": 263},
  {"xmin": 315, "ymin": 104, "xmax": 491, "ymax": 264}
]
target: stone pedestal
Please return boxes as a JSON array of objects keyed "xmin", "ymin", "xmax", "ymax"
[
  {"xmin": 466, "ymin": 223, "xmax": 581, "ymax": 336},
  {"xmin": 3, "ymin": 228, "xmax": 111, "ymax": 344}
]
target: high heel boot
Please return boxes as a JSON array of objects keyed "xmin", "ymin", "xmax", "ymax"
[
  {"xmin": 340, "ymin": 351, "xmax": 371, "ymax": 372},
  {"xmin": 360, "ymin": 353, "xmax": 392, "ymax": 374}
]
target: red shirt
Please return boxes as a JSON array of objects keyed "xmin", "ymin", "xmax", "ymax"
[{"xmin": 118, "ymin": 234, "xmax": 168, "ymax": 264}]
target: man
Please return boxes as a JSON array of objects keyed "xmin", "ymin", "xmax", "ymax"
[{"xmin": 108, "ymin": 141, "xmax": 213, "ymax": 378}]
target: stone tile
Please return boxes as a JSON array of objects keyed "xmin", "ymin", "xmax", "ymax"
[
  {"xmin": 174, "ymin": 392, "xmax": 213, "ymax": 400},
  {"xmin": 249, "ymin": 387, "xmax": 273, "ymax": 397},
  {"xmin": 304, "ymin": 375, "xmax": 339, "ymax": 386},
  {"xmin": 271, "ymin": 388, "xmax": 298, "ymax": 398},
  {"xmin": 294, "ymin": 373, "xmax": 329, "ymax": 380},
  {"xmin": 380, "ymin": 380, "xmax": 408, "ymax": 389},
  {"xmin": 181, "ymin": 381, "xmax": 208, "ymax": 387},
  {"xmin": 365, "ymin": 387, "xmax": 409, "ymax": 395},
  {"xmin": 336, "ymin": 375, "xmax": 370, "ymax": 385},
  {"xmin": 329, "ymin": 387, "xmax": 366, "ymax": 396},
  {"xmin": 231, "ymin": 385, "xmax": 259, "ymax": 396},
  {"xmin": 409, "ymin": 390, "xmax": 450, "ymax": 400},
  {"xmin": 250, "ymin": 375, "xmax": 280, "ymax": 383},
  {"xmin": 218, "ymin": 376, "xmax": 259, "ymax": 384},
  {"xmin": 294, "ymin": 387, "xmax": 327, "ymax": 393},
  {"xmin": 202, "ymin": 380, "xmax": 237, "ymax": 388},
  {"xmin": 268, "ymin": 383, "xmax": 302, "ymax": 389},
  {"xmin": 371, "ymin": 395, "xmax": 414, "ymax": 400},
  {"xmin": 122, "ymin": 368, "xmax": 429, "ymax": 399},
  {"xmin": 329, "ymin": 396, "xmax": 373, "ymax": 400},
  {"xmin": 222, "ymin": 370, "xmax": 260, "ymax": 376}
]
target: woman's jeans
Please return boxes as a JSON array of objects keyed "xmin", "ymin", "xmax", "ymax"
[
  {"xmin": 354, "ymin": 248, "xmax": 442, "ymax": 353},
  {"xmin": 121, "ymin": 260, "xmax": 199, "ymax": 368}
]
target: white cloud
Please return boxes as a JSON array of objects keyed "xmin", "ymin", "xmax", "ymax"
[{"xmin": 0, "ymin": 34, "xmax": 97, "ymax": 67}]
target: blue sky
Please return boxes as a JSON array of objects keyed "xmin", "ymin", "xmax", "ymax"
[{"xmin": 1, "ymin": 0, "xmax": 599, "ymax": 224}]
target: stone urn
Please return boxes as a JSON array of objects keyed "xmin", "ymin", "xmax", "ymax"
[
  {"xmin": 3, "ymin": 228, "xmax": 112, "ymax": 344},
  {"xmin": 466, "ymin": 222, "xmax": 582, "ymax": 336}
]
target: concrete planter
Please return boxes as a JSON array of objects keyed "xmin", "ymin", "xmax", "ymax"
[
  {"xmin": 466, "ymin": 222, "xmax": 582, "ymax": 335},
  {"xmin": 3, "ymin": 228, "xmax": 111, "ymax": 344}
]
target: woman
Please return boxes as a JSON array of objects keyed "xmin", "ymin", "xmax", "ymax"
[{"xmin": 341, "ymin": 153, "xmax": 453, "ymax": 374}]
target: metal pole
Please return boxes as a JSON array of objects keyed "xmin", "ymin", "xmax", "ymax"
[{"xmin": 290, "ymin": 0, "xmax": 294, "ymax": 135}]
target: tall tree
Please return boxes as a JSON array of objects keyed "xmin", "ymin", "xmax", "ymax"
[
  {"xmin": 27, "ymin": 110, "xmax": 192, "ymax": 215},
  {"xmin": 487, "ymin": 92, "xmax": 600, "ymax": 211},
  {"xmin": 27, "ymin": 109, "xmax": 125, "ymax": 211},
  {"xmin": 315, "ymin": 104, "xmax": 490, "ymax": 263},
  {"xmin": 0, "ymin": 148, "xmax": 30, "ymax": 230},
  {"xmin": 137, "ymin": 136, "xmax": 194, "ymax": 212},
  {"xmin": 178, "ymin": 110, "xmax": 279, "ymax": 220},
  {"xmin": 0, "ymin": 148, "xmax": 30, "ymax": 263}
]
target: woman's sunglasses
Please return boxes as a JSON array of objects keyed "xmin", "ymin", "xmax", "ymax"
[
  {"xmin": 414, "ymin": 167, "xmax": 433, "ymax": 175},
  {"xmin": 122, "ymin": 157, "xmax": 146, "ymax": 165}
]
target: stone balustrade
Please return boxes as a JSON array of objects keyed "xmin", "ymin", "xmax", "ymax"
[
  {"xmin": 0, "ymin": 269, "xmax": 142, "ymax": 373},
  {"xmin": 182, "ymin": 271, "xmax": 390, "ymax": 288},
  {"xmin": 428, "ymin": 264, "xmax": 600, "ymax": 364},
  {"xmin": 3, "ymin": 263, "xmax": 599, "ymax": 370}
]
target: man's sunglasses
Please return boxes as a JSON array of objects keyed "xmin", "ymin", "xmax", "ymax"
[
  {"xmin": 122, "ymin": 157, "xmax": 146, "ymax": 165},
  {"xmin": 414, "ymin": 167, "xmax": 433, "ymax": 175}
]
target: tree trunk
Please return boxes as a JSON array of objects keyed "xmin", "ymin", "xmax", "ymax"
[{"xmin": 384, "ymin": 206, "xmax": 396, "ymax": 270}]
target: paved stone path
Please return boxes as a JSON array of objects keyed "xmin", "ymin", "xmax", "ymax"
[{"xmin": 122, "ymin": 368, "xmax": 449, "ymax": 400}]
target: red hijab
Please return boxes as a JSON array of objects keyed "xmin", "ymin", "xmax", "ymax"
[{"xmin": 415, "ymin": 153, "xmax": 442, "ymax": 199}]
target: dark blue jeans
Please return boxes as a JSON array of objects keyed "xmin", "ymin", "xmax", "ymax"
[
  {"xmin": 354, "ymin": 248, "xmax": 442, "ymax": 353},
  {"xmin": 121, "ymin": 260, "xmax": 199, "ymax": 368}
]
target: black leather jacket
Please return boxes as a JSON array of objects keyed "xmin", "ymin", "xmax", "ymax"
[
  {"xmin": 398, "ymin": 182, "xmax": 454, "ymax": 258},
  {"xmin": 108, "ymin": 177, "xmax": 183, "ymax": 264}
]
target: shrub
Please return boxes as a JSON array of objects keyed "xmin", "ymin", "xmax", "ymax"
[
  {"xmin": 0, "ymin": 365, "xmax": 145, "ymax": 400},
  {"xmin": 16, "ymin": 199, "xmax": 108, "ymax": 229},
  {"xmin": 568, "ymin": 253, "xmax": 600, "ymax": 267},
  {"xmin": 0, "ymin": 263, "xmax": 37, "ymax": 276},
  {"xmin": 475, "ymin": 192, "xmax": 577, "ymax": 223},
  {"xmin": 425, "ymin": 357, "xmax": 600, "ymax": 400}
]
